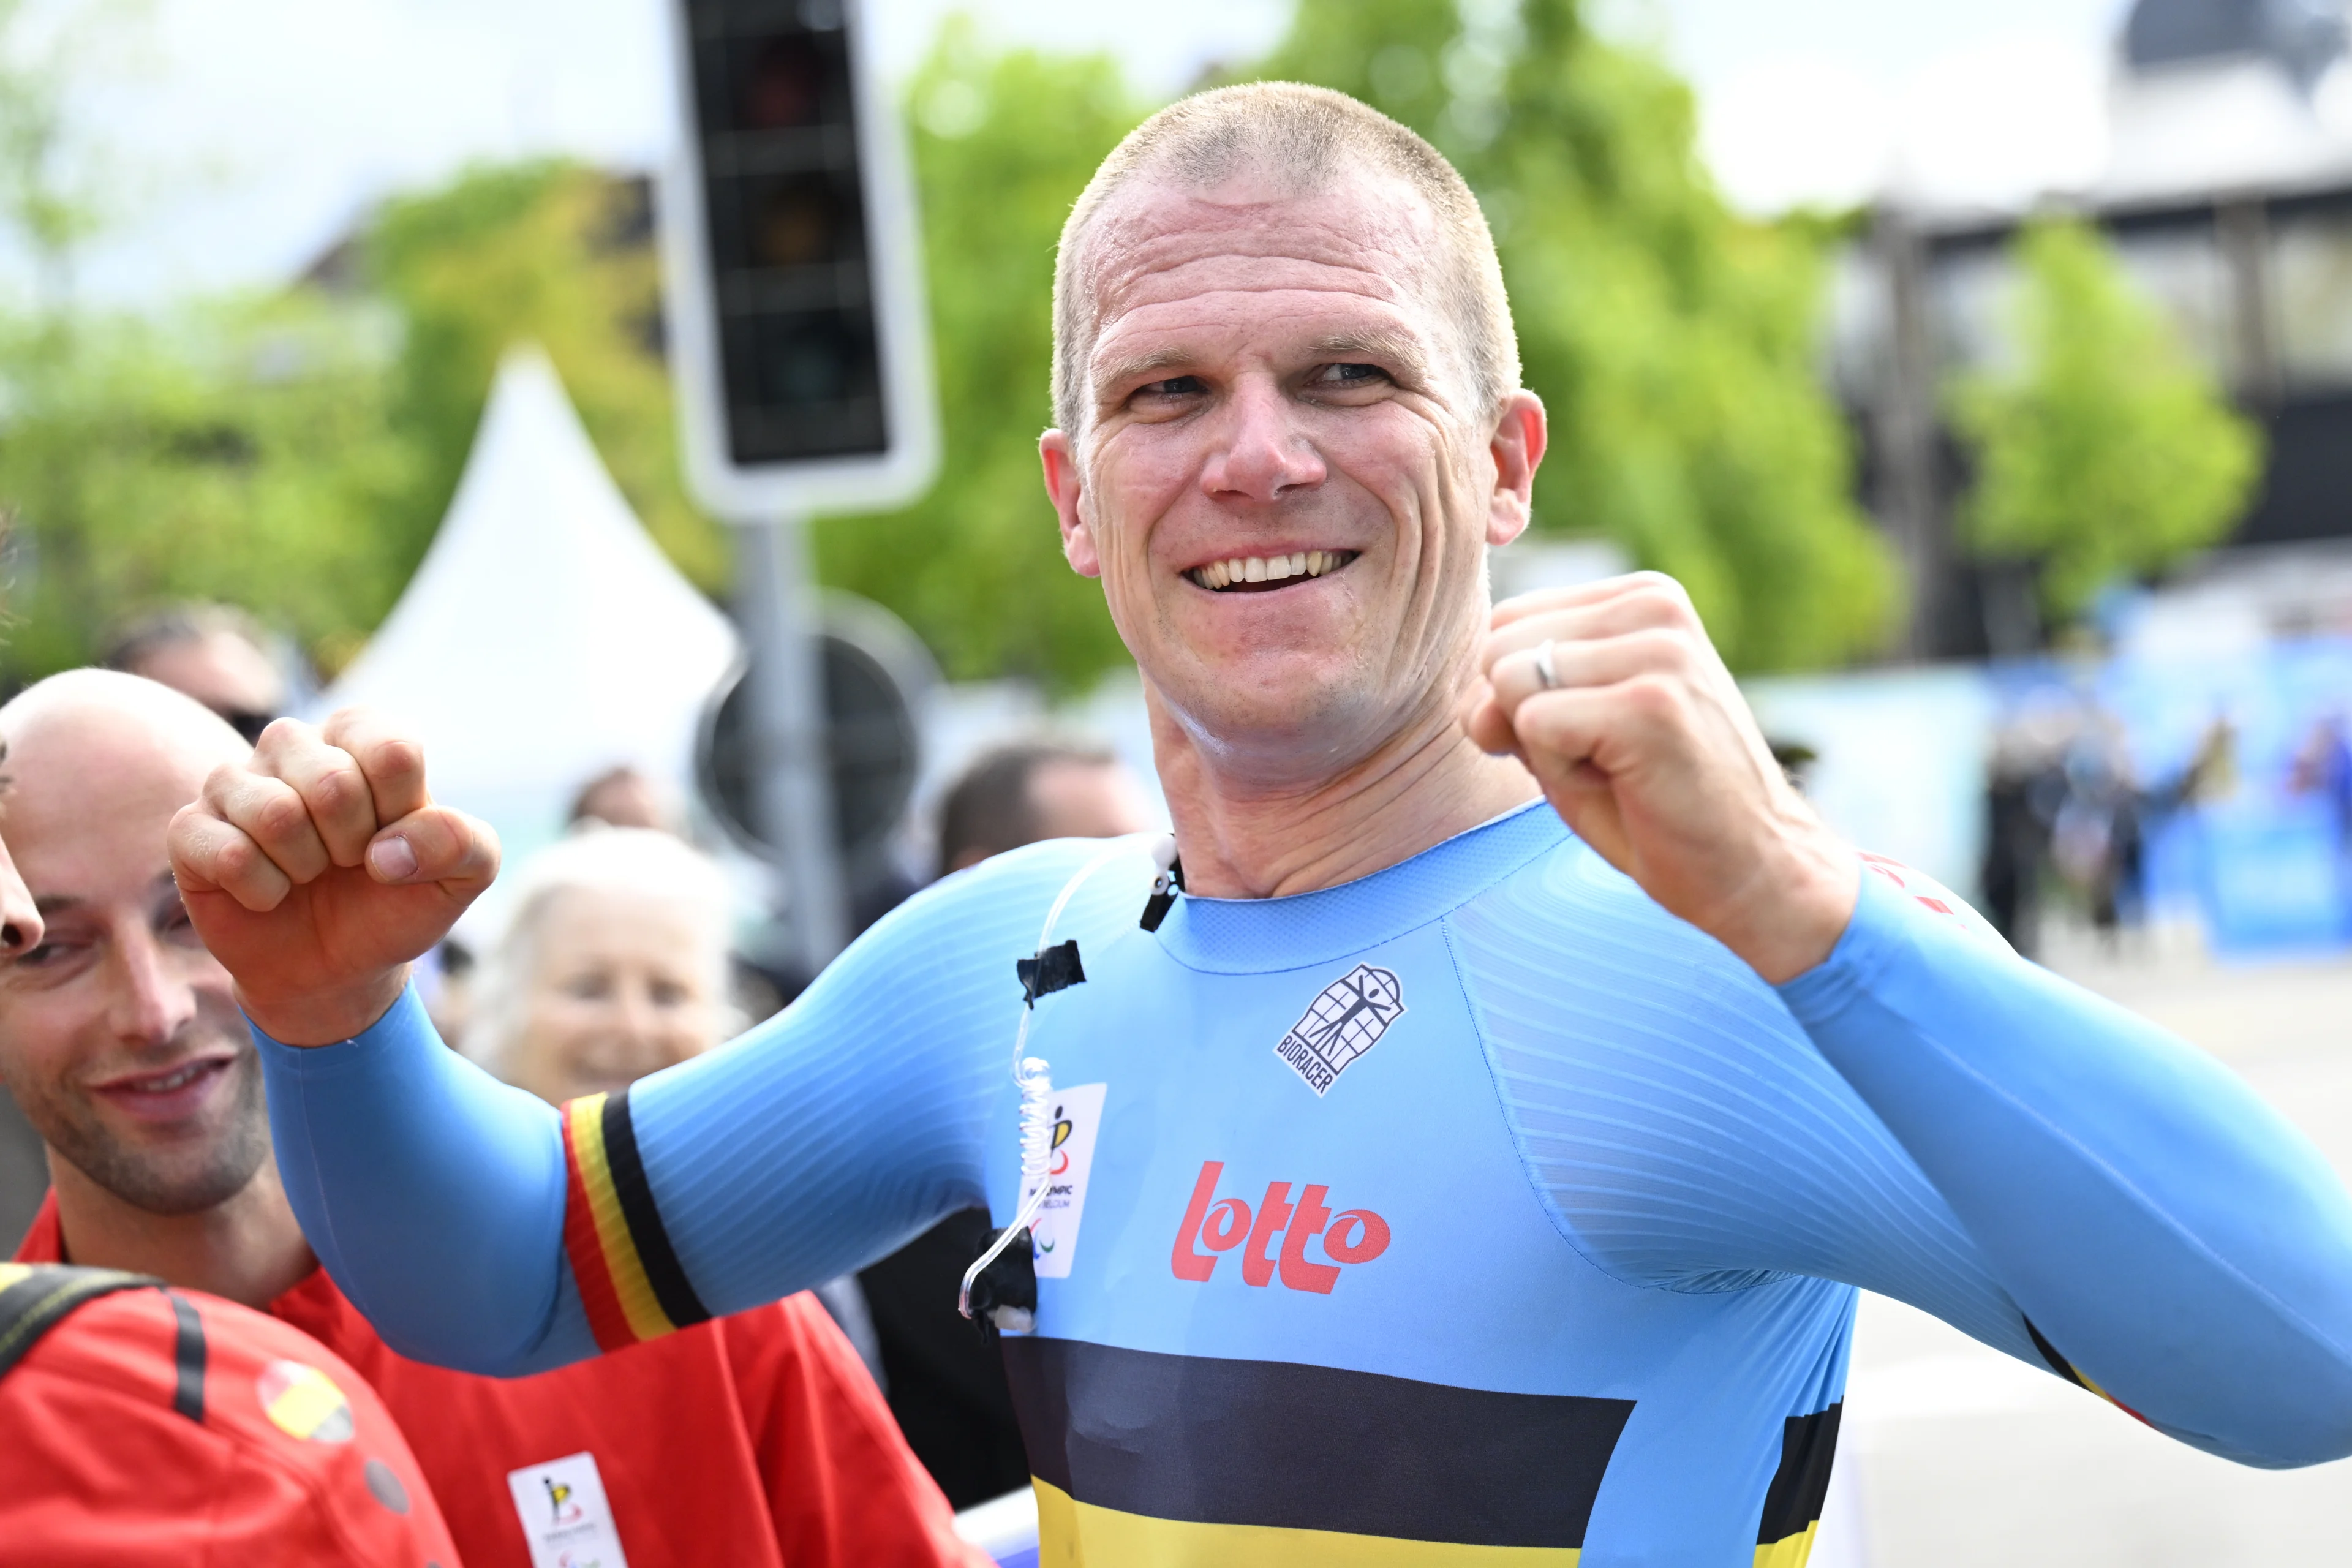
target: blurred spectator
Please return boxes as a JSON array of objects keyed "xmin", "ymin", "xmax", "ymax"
[
  {"xmin": 858, "ymin": 739, "xmax": 1156, "ymax": 1509},
  {"xmin": 0, "ymin": 1083, "xmax": 45, "ymax": 1246},
  {"xmin": 935, "ymin": 739, "xmax": 1156, "ymax": 874},
  {"xmin": 461, "ymin": 826, "xmax": 741, "ymax": 1106},
  {"xmin": 0, "ymin": 671, "xmax": 981, "ymax": 1568},
  {"xmin": 99, "ymin": 603, "xmax": 290, "ymax": 744},
  {"xmin": 568, "ymin": 763, "xmax": 684, "ymax": 834}
]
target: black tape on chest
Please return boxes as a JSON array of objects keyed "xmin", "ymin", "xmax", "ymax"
[{"xmin": 1016, "ymin": 940, "xmax": 1086, "ymax": 1005}]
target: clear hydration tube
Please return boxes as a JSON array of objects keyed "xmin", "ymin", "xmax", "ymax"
[{"xmin": 957, "ymin": 833, "xmax": 1174, "ymax": 1325}]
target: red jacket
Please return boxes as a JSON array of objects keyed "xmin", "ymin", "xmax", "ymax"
[
  {"xmin": 20, "ymin": 1196, "xmax": 984, "ymax": 1568},
  {"xmin": 0, "ymin": 1265, "xmax": 463, "ymax": 1568}
]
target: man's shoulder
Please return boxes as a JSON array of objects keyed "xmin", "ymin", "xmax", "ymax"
[
  {"xmin": 1451, "ymin": 832, "xmax": 1792, "ymax": 1016},
  {"xmin": 869, "ymin": 835, "xmax": 1157, "ymax": 956}
]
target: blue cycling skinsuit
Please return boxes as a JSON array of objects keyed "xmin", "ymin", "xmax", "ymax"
[{"xmin": 256, "ymin": 802, "xmax": 2352, "ymax": 1566}]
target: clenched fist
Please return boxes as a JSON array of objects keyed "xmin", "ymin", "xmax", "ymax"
[
  {"xmin": 167, "ymin": 707, "xmax": 499, "ymax": 1046},
  {"xmin": 1462, "ymin": 573, "xmax": 1856, "ymax": 984}
]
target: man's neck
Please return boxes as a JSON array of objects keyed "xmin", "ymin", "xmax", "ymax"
[
  {"xmin": 47, "ymin": 1151, "xmax": 316, "ymax": 1310},
  {"xmin": 1152, "ymin": 684, "xmax": 1542, "ymax": 900}
]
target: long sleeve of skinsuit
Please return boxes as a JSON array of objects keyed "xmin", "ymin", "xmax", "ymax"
[{"xmin": 257, "ymin": 807, "xmax": 2352, "ymax": 1518}]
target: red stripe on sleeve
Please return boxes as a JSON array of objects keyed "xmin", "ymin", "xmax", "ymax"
[{"xmin": 560, "ymin": 1109, "xmax": 637, "ymax": 1354}]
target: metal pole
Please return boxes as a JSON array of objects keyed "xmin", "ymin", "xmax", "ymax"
[
  {"xmin": 1871, "ymin": 204, "xmax": 1948, "ymax": 660},
  {"xmin": 734, "ymin": 513, "xmax": 850, "ymax": 973}
]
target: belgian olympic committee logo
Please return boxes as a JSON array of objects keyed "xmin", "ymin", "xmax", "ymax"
[{"xmin": 1275, "ymin": 963, "xmax": 1405, "ymax": 1095}]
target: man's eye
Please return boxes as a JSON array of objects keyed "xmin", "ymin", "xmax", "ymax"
[
  {"xmin": 1136, "ymin": 375, "xmax": 1207, "ymax": 399},
  {"xmin": 15, "ymin": 938, "xmax": 79, "ymax": 970},
  {"xmin": 1314, "ymin": 363, "xmax": 1388, "ymax": 387}
]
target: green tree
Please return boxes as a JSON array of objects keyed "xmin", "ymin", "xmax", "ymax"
[
  {"xmin": 1250, "ymin": 0, "xmax": 1894, "ymax": 670},
  {"xmin": 368, "ymin": 162, "xmax": 729, "ymax": 599},
  {"xmin": 0, "ymin": 300, "xmax": 415, "ymax": 678},
  {"xmin": 0, "ymin": 0, "xmax": 416, "ymax": 683},
  {"xmin": 1950, "ymin": 216, "xmax": 2262, "ymax": 620},
  {"xmin": 812, "ymin": 28, "xmax": 1139, "ymax": 690}
]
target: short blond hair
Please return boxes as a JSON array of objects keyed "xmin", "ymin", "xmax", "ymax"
[{"xmin": 1051, "ymin": 81, "xmax": 1519, "ymax": 438}]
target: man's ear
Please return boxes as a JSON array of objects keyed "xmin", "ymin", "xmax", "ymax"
[
  {"xmin": 1485, "ymin": 390, "xmax": 1547, "ymax": 548},
  {"xmin": 1040, "ymin": 429, "xmax": 1102, "ymax": 579}
]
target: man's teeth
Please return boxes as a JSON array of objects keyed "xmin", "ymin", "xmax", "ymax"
[
  {"xmin": 126, "ymin": 1061, "xmax": 209, "ymax": 1093},
  {"xmin": 1193, "ymin": 550, "xmax": 1348, "ymax": 590}
]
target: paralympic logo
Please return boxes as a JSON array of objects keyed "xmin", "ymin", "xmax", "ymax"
[{"xmin": 1169, "ymin": 1159, "xmax": 1390, "ymax": 1293}]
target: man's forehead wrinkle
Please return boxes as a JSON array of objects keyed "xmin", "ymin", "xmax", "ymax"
[{"xmin": 1083, "ymin": 176, "xmax": 1439, "ymax": 316}]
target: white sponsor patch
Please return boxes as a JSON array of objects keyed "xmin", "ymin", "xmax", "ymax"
[
  {"xmin": 1275, "ymin": 964, "xmax": 1406, "ymax": 1095},
  {"xmin": 507, "ymin": 1450, "xmax": 629, "ymax": 1568},
  {"xmin": 1023, "ymin": 1081, "xmax": 1107, "ymax": 1279}
]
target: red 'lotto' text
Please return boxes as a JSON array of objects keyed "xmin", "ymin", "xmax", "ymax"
[{"xmin": 1170, "ymin": 1159, "xmax": 1391, "ymax": 1293}]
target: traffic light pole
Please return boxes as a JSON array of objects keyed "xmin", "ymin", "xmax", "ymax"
[{"xmin": 734, "ymin": 512, "xmax": 850, "ymax": 975}]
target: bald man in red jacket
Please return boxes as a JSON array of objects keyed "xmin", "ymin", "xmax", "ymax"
[{"xmin": 0, "ymin": 670, "xmax": 984, "ymax": 1568}]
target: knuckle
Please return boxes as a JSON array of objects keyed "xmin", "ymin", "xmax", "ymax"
[
  {"xmin": 253, "ymin": 788, "xmax": 312, "ymax": 845},
  {"xmin": 368, "ymin": 736, "xmax": 423, "ymax": 782},
  {"xmin": 1623, "ymin": 673, "xmax": 1684, "ymax": 719},
  {"xmin": 309, "ymin": 763, "xmax": 369, "ymax": 820}
]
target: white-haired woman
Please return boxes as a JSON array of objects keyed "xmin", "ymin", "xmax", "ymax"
[
  {"xmin": 417, "ymin": 825, "xmax": 979, "ymax": 1568},
  {"xmin": 463, "ymin": 826, "xmax": 742, "ymax": 1107}
]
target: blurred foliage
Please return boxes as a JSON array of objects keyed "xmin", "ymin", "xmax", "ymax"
[
  {"xmin": 0, "ymin": 0, "xmax": 420, "ymax": 682},
  {"xmin": 812, "ymin": 25, "xmax": 1140, "ymax": 690},
  {"xmin": 1250, "ymin": 0, "xmax": 1894, "ymax": 670},
  {"xmin": 1951, "ymin": 217, "xmax": 2262, "ymax": 621},
  {"xmin": 0, "ymin": 0, "xmax": 1898, "ymax": 689},
  {"xmin": 369, "ymin": 162, "xmax": 728, "ymax": 600},
  {"xmin": 0, "ymin": 301, "xmax": 414, "ymax": 677},
  {"xmin": 0, "ymin": 150, "xmax": 729, "ymax": 684}
]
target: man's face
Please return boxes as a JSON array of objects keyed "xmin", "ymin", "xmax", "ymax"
[
  {"xmin": 0, "ymin": 718, "xmax": 265, "ymax": 1215},
  {"xmin": 1042, "ymin": 168, "xmax": 1540, "ymax": 777}
]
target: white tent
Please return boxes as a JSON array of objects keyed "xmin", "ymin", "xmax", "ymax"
[{"xmin": 326, "ymin": 345, "xmax": 737, "ymax": 901}]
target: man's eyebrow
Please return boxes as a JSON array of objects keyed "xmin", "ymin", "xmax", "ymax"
[
  {"xmin": 1095, "ymin": 347, "xmax": 1196, "ymax": 398},
  {"xmin": 32, "ymin": 893, "xmax": 81, "ymax": 916},
  {"xmin": 1308, "ymin": 330, "xmax": 1431, "ymax": 376}
]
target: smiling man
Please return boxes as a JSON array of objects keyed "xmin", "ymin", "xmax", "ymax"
[{"xmin": 173, "ymin": 85, "xmax": 2352, "ymax": 1567}]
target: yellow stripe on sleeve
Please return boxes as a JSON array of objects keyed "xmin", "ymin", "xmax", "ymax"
[{"xmin": 567, "ymin": 1095, "xmax": 675, "ymax": 1343}]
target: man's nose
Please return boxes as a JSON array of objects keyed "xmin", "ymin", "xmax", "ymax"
[
  {"xmin": 109, "ymin": 928, "xmax": 198, "ymax": 1047},
  {"xmin": 1200, "ymin": 378, "xmax": 1327, "ymax": 503},
  {"xmin": 0, "ymin": 832, "xmax": 42, "ymax": 956}
]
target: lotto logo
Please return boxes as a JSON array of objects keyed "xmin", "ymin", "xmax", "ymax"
[{"xmin": 1169, "ymin": 1159, "xmax": 1391, "ymax": 1293}]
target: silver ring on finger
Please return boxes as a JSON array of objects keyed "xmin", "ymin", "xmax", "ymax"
[{"xmin": 1533, "ymin": 638, "xmax": 1560, "ymax": 692}]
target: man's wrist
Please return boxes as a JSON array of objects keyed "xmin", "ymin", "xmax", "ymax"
[
  {"xmin": 238, "ymin": 967, "xmax": 412, "ymax": 1047},
  {"xmin": 1709, "ymin": 837, "xmax": 1858, "ymax": 987}
]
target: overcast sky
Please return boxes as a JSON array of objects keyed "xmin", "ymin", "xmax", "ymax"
[{"xmin": 58, "ymin": 0, "xmax": 2137, "ymax": 303}]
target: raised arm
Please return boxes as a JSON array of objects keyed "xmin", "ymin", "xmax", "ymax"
[
  {"xmin": 1468, "ymin": 576, "xmax": 2352, "ymax": 1466},
  {"xmin": 169, "ymin": 709, "xmax": 1054, "ymax": 1375},
  {"xmin": 254, "ymin": 869, "xmax": 1042, "ymax": 1374}
]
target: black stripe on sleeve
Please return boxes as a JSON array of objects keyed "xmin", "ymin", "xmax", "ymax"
[
  {"xmin": 599, "ymin": 1088, "xmax": 710, "ymax": 1330},
  {"xmin": 167, "ymin": 1291, "xmax": 206, "ymax": 1423},
  {"xmin": 1755, "ymin": 1401, "xmax": 1841, "ymax": 1545},
  {"xmin": 2023, "ymin": 1316, "xmax": 2092, "ymax": 1390},
  {"xmin": 1000, "ymin": 1336, "xmax": 1634, "ymax": 1549}
]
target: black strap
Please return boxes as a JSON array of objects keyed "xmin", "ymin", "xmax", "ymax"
[
  {"xmin": 0, "ymin": 1264, "xmax": 205, "ymax": 1423},
  {"xmin": 167, "ymin": 1289, "xmax": 207, "ymax": 1422}
]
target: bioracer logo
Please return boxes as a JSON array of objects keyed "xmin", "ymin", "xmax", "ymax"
[
  {"xmin": 1169, "ymin": 1159, "xmax": 1391, "ymax": 1293},
  {"xmin": 1275, "ymin": 963, "xmax": 1405, "ymax": 1095}
]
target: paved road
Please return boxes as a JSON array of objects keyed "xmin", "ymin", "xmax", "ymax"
[{"xmin": 1823, "ymin": 933, "xmax": 2352, "ymax": 1567}]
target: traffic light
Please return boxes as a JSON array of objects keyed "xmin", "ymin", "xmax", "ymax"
[{"xmin": 662, "ymin": 0, "xmax": 937, "ymax": 519}]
